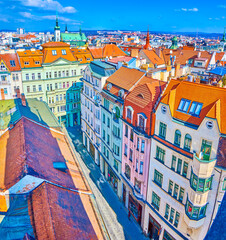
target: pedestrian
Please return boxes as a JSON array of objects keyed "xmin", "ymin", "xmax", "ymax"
[{"xmin": 128, "ymin": 210, "xmax": 131, "ymax": 220}]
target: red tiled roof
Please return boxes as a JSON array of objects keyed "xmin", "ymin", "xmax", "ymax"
[
  {"xmin": 42, "ymin": 41, "xmax": 70, "ymax": 47},
  {"xmin": 0, "ymin": 53, "xmax": 21, "ymax": 71},
  {"xmin": 108, "ymin": 56, "xmax": 133, "ymax": 64},
  {"xmin": 141, "ymin": 49, "xmax": 165, "ymax": 66}
]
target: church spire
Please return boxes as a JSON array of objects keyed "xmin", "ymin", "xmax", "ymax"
[
  {"xmin": 65, "ymin": 24, "xmax": 68, "ymax": 33},
  {"xmin": 143, "ymin": 26, "xmax": 151, "ymax": 50}
]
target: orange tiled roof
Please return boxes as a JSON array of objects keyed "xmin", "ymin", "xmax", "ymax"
[
  {"xmin": 108, "ymin": 56, "xmax": 133, "ymax": 64},
  {"xmin": 71, "ymin": 48, "xmax": 93, "ymax": 64},
  {"xmin": 161, "ymin": 79, "xmax": 226, "ymax": 134},
  {"xmin": 141, "ymin": 49, "xmax": 165, "ymax": 66},
  {"xmin": 88, "ymin": 44, "xmax": 127, "ymax": 59},
  {"xmin": 104, "ymin": 67, "xmax": 145, "ymax": 91},
  {"xmin": 17, "ymin": 50, "xmax": 43, "ymax": 68},
  {"xmin": 0, "ymin": 53, "xmax": 21, "ymax": 71},
  {"xmin": 42, "ymin": 42, "xmax": 76, "ymax": 64}
]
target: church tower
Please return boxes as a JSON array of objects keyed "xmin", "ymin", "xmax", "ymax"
[
  {"xmin": 143, "ymin": 27, "xmax": 151, "ymax": 50},
  {"xmin": 54, "ymin": 12, "xmax": 61, "ymax": 42}
]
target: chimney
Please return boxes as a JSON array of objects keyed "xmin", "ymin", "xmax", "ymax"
[
  {"xmin": 21, "ymin": 93, "xmax": 26, "ymax": 106},
  {"xmin": 15, "ymin": 88, "xmax": 21, "ymax": 99},
  {"xmin": 1, "ymin": 89, "xmax": 5, "ymax": 100},
  {"xmin": 175, "ymin": 63, "xmax": 180, "ymax": 77}
]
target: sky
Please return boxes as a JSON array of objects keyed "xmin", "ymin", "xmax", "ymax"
[{"xmin": 0, "ymin": 0, "xmax": 226, "ymax": 33}]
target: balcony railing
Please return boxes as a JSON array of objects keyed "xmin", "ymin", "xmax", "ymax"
[
  {"xmin": 134, "ymin": 120, "xmax": 150, "ymax": 135},
  {"xmin": 112, "ymin": 131, "xmax": 121, "ymax": 140}
]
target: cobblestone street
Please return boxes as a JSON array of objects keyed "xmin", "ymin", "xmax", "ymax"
[{"xmin": 66, "ymin": 127, "xmax": 149, "ymax": 240}]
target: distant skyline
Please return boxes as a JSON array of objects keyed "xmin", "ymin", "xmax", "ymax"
[{"xmin": 1, "ymin": 0, "xmax": 226, "ymax": 33}]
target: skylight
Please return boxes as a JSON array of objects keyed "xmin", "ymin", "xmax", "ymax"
[
  {"xmin": 10, "ymin": 60, "xmax": 16, "ymax": 67},
  {"xmin": 178, "ymin": 99, "xmax": 191, "ymax": 112},
  {"xmin": 189, "ymin": 102, "xmax": 203, "ymax": 116},
  {"xmin": 52, "ymin": 50, "xmax": 57, "ymax": 56},
  {"xmin": 61, "ymin": 49, "xmax": 67, "ymax": 55}
]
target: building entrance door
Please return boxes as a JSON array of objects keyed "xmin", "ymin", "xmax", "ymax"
[
  {"xmin": 89, "ymin": 141, "xmax": 95, "ymax": 159},
  {"xmin": 148, "ymin": 215, "xmax": 161, "ymax": 240}
]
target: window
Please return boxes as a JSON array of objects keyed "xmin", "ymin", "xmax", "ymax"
[
  {"xmin": 154, "ymin": 169, "xmax": 163, "ymax": 187},
  {"xmin": 46, "ymin": 72, "xmax": 48, "ymax": 79},
  {"xmin": 102, "ymin": 129, "xmax": 105, "ymax": 140},
  {"xmin": 136, "ymin": 137, "xmax": 140, "ymax": 151},
  {"xmin": 135, "ymin": 159, "xmax": 138, "ymax": 172},
  {"xmin": 134, "ymin": 178, "xmax": 141, "ymax": 193},
  {"xmin": 129, "ymin": 149, "xmax": 133, "ymax": 161},
  {"xmin": 124, "ymin": 144, "xmax": 128, "ymax": 156},
  {"xmin": 114, "ymin": 159, "xmax": 118, "ymax": 171},
  {"xmin": 62, "ymin": 49, "xmax": 66, "ymax": 55},
  {"xmin": 107, "ymin": 117, "xmax": 110, "ymax": 127},
  {"xmin": 152, "ymin": 192, "xmax": 160, "ymax": 211},
  {"xmin": 125, "ymin": 164, "xmax": 131, "ymax": 180},
  {"xmin": 140, "ymin": 162, "xmax": 143, "ymax": 174},
  {"xmin": 168, "ymin": 180, "xmax": 173, "ymax": 195},
  {"xmin": 189, "ymin": 102, "xmax": 203, "ymax": 116},
  {"xmin": 200, "ymin": 139, "xmax": 212, "ymax": 161},
  {"xmin": 130, "ymin": 129, "xmax": 134, "ymax": 142},
  {"xmin": 169, "ymin": 208, "xmax": 175, "ymax": 223},
  {"xmin": 113, "ymin": 143, "xmax": 119, "ymax": 156},
  {"xmin": 24, "ymin": 61, "xmax": 29, "ymax": 65},
  {"xmin": 139, "ymin": 115, "xmax": 145, "ymax": 130},
  {"xmin": 179, "ymin": 187, "xmax": 184, "ymax": 202},
  {"xmin": 159, "ymin": 122, "xmax": 167, "ymax": 139},
  {"xmin": 184, "ymin": 134, "xmax": 192, "ymax": 151},
  {"xmin": 156, "ymin": 146, "xmax": 165, "ymax": 163},
  {"xmin": 27, "ymin": 86, "xmax": 30, "ymax": 93},
  {"xmin": 66, "ymin": 70, "xmax": 69, "ymax": 76},
  {"xmin": 54, "ymin": 71, "xmax": 57, "ymax": 78},
  {"xmin": 59, "ymin": 71, "xmax": 61, "ymax": 78},
  {"xmin": 171, "ymin": 155, "xmax": 176, "ymax": 171},
  {"xmin": 49, "ymin": 72, "xmax": 52, "ymax": 78},
  {"xmin": 38, "ymin": 85, "xmax": 42, "ymax": 91},
  {"xmin": 35, "ymin": 61, "xmax": 40, "ymax": 65},
  {"xmin": 52, "ymin": 50, "xmax": 57, "ymax": 55},
  {"xmin": 185, "ymin": 199, "xmax": 207, "ymax": 220},
  {"xmin": 177, "ymin": 158, "xmax": 182, "ymax": 174},
  {"xmin": 10, "ymin": 60, "xmax": 16, "ymax": 67},
  {"xmin": 190, "ymin": 171, "xmax": 213, "ymax": 192},
  {"xmin": 33, "ymin": 85, "xmax": 36, "ymax": 92},
  {"xmin": 55, "ymin": 83, "xmax": 58, "ymax": 89},
  {"xmin": 163, "ymin": 230, "xmax": 176, "ymax": 240},
  {"xmin": 178, "ymin": 98, "xmax": 191, "ymax": 112},
  {"xmin": 182, "ymin": 162, "xmax": 188, "ymax": 177},
  {"xmin": 38, "ymin": 73, "xmax": 41, "ymax": 80},
  {"xmin": 103, "ymin": 113, "xmax": 105, "ymax": 124},
  {"xmin": 165, "ymin": 204, "xmax": 170, "ymax": 219},
  {"xmin": 113, "ymin": 107, "xmax": 120, "ymax": 121},
  {"xmin": 173, "ymin": 184, "xmax": 179, "ymax": 198},
  {"xmin": 104, "ymin": 99, "xmax": 109, "ymax": 110},
  {"xmin": 107, "ymin": 134, "xmax": 110, "ymax": 145},
  {"xmin": 174, "ymin": 212, "xmax": 180, "ymax": 228},
  {"xmin": 26, "ymin": 74, "xmax": 29, "ymax": 80},
  {"xmin": 125, "ymin": 125, "xmax": 128, "ymax": 137},
  {"xmin": 141, "ymin": 140, "xmax": 145, "ymax": 153},
  {"xmin": 67, "ymin": 82, "xmax": 69, "ymax": 88},
  {"xmin": 223, "ymin": 178, "xmax": 226, "ymax": 191},
  {"xmin": 174, "ymin": 130, "xmax": 181, "ymax": 146},
  {"xmin": 127, "ymin": 108, "xmax": 132, "ymax": 120}
]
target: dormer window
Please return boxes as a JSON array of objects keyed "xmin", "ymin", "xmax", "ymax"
[
  {"xmin": 178, "ymin": 98, "xmax": 191, "ymax": 112},
  {"xmin": 0, "ymin": 62, "xmax": 6, "ymax": 70},
  {"xmin": 10, "ymin": 60, "xmax": 16, "ymax": 67},
  {"xmin": 35, "ymin": 61, "xmax": 40, "ymax": 65},
  {"xmin": 52, "ymin": 50, "xmax": 57, "ymax": 56},
  {"xmin": 127, "ymin": 108, "xmax": 132, "ymax": 120},
  {"xmin": 189, "ymin": 102, "xmax": 203, "ymax": 116},
  {"xmin": 24, "ymin": 62, "xmax": 29, "ymax": 65},
  {"xmin": 61, "ymin": 49, "xmax": 66, "ymax": 55}
]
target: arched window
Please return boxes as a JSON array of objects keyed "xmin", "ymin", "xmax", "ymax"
[
  {"xmin": 139, "ymin": 115, "xmax": 145, "ymax": 129},
  {"xmin": 114, "ymin": 106, "xmax": 120, "ymax": 121},
  {"xmin": 174, "ymin": 130, "xmax": 181, "ymax": 146},
  {"xmin": 184, "ymin": 134, "xmax": 192, "ymax": 151},
  {"xmin": 125, "ymin": 164, "xmax": 131, "ymax": 180}
]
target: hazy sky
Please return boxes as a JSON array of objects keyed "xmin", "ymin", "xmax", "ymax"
[{"xmin": 1, "ymin": 0, "xmax": 226, "ymax": 33}]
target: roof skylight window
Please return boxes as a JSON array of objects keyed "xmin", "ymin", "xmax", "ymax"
[
  {"xmin": 52, "ymin": 50, "xmax": 57, "ymax": 56},
  {"xmin": 189, "ymin": 102, "xmax": 203, "ymax": 116},
  {"xmin": 61, "ymin": 49, "xmax": 66, "ymax": 55},
  {"xmin": 178, "ymin": 99, "xmax": 191, "ymax": 112},
  {"xmin": 10, "ymin": 60, "xmax": 16, "ymax": 67}
]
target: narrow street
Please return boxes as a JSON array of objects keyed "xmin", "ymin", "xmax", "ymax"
[{"xmin": 66, "ymin": 127, "xmax": 149, "ymax": 240}]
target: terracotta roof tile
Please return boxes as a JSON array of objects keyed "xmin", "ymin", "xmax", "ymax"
[{"xmin": 0, "ymin": 53, "xmax": 21, "ymax": 71}]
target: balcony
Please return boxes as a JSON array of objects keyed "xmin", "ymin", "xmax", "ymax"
[
  {"xmin": 134, "ymin": 120, "xmax": 150, "ymax": 136},
  {"xmin": 112, "ymin": 131, "xmax": 121, "ymax": 140}
]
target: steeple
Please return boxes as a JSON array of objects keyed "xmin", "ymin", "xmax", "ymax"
[
  {"xmin": 143, "ymin": 26, "xmax": 151, "ymax": 50},
  {"xmin": 54, "ymin": 11, "xmax": 60, "ymax": 30},
  {"xmin": 170, "ymin": 36, "xmax": 178, "ymax": 49},
  {"xmin": 54, "ymin": 11, "xmax": 61, "ymax": 42},
  {"xmin": 65, "ymin": 24, "xmax": 68, "ymax": 33},
  {"xmin": 221, "ymin": 27, "xmax": 226, "ymax": 43}
]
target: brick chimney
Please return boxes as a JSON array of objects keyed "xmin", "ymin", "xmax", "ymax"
[
  {"xmin": 21, "ymin": 93, "xmax": 26, "ymax": 106},
  {"xmin": 15, "ymin": 88, "xmax": 21, "ymax": 99},
  {"xmin": 1, "ymin": 89, "xmax": 5, "ymax": 100}
]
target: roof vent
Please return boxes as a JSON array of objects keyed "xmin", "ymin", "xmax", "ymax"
[{"xmin": 53, "ymin": 162, "xmax": 68, "ymax": 172}]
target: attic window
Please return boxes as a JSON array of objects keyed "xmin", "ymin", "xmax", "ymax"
[
  {"xmin": 24, "ymin": 62, "xmax": 29, "ymax": 65},
  {"xmin": 178, "ymin": 98, "xmax": 191, "ymax": 112},
  {"xmin": 137, "ymin": 93, "xmax": 144, "ymax": 99},
  {"xmin": 35, "ymin": 61, "xmax": 40, "ymax": 65},
  {"xmin": 206, "ymin": 121, "xmax": 213, "ymax": 129},
  {"xmin": 10, "ymin": 60, "xmax": 16, "ymax": 67},
  {"xmin": 189, "ymin": 102, "xmax": 203, "ymax": 116},
  {"xmin": 53, "ymin": 162, "xmax": 67, "ymax": 172},
  {"xmin": 62, "ymin": 49, "xmax": 66, "ymax": 55},
  {"xmin": 52, "ymin": 50, "xmax": 57, "ymax": 56}
]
